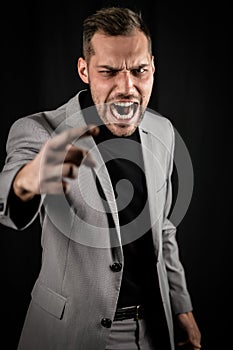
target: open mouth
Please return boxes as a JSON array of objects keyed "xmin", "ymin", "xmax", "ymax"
[{"xmin": 110, "ymin": 102, "xmax": 138, "ymax": 121}]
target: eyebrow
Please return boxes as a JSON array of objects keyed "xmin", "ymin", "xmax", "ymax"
[{"xmin": 96, "ymin": 63, "xmax": 150, "ymax": 71}]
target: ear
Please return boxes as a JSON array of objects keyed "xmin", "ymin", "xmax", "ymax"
[
  {"xmin": 151, "ymin": 55, "xmax": 155, "ymax": 74},
  {"xmin": 77, "ymin": 57, "xmax": 89, "ymax": 84}
]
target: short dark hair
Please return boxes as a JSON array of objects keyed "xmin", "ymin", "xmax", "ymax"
[{"xmin": 82, "ymin": 7, "xmax": 152, "ymax": 61}]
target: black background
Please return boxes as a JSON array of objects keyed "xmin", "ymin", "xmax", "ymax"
[{"xmin": 0, "ymin": 0, "xmax": 231, "ymax": 349}]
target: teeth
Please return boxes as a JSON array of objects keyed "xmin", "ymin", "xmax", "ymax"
[
  {"xmin": 111, "ymin": 108, "xmax": 134, "ymax": 120},
  {"xmin": 113, "ymin": 102, "xmax": 134, "ymax": 107},
  {"xmin": 110, "ymin": 102, "xmax": 137, "ymax": 120}
]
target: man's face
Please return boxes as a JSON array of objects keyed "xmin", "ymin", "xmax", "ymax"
[{"xmin": 78, "ymin": 30, "xmax": 155, "ymax": 136}]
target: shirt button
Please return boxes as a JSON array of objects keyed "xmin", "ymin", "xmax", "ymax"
[
  {"xmin": 101, "ymin": 318, "xmax": 112, "ymax": 328},
  {"xmin": 110, "ymin": 262, "xmax": 122, "ymax": 272}
]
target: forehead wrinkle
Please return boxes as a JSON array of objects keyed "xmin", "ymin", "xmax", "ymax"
[
  {"xmin": 95, "ymin": 62, "xmax": 150, "ymax": 71},
  {"xmin": 90, "ymin": 31, "xmax": 152, "ymax": 70}
]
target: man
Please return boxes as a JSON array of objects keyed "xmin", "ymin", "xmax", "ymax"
[{"xmin": 0, "ymin": 7, "xmax": 201, "ymax": 350}]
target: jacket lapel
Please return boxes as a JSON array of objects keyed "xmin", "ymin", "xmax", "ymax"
[
  {"xmin": 139, "ymin": 121, "xmax": 167, "ymax": 256},
  {"xmin": 65, "ymin": 92, "xmax": 122, "ymax": 247}
]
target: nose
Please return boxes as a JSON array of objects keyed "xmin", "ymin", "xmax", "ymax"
[{"xmin": 115, "ymin": 71, "xmax": 135, "ymax": 95}]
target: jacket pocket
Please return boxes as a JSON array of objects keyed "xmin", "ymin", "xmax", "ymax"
[{"xmin": 31, "ymin": 281, "xmax": 67, "ymax": 319}]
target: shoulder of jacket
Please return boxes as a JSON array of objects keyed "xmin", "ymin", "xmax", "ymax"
[{"xmin": 10, "ymin": 90, "xmax": 85, "ymax": 134}]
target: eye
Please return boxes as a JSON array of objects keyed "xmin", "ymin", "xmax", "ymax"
[
  {"xmin": 132, "ymin": 67, "xmax": 147, "ymax": 76},
  {"xmin": 99, "ymin": 70, "xmax": 118, "ymax": 77}
]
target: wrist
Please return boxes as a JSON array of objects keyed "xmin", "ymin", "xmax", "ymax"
[{"xmin": 13, "ymin": 163, "xmax": 38, "ymax": 202}]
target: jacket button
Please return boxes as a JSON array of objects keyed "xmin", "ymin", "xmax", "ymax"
[
  {"xmin": 110, "ymin": 262, "xmax": 122, "ymax": 272},
  {"xmin": 0, "ymin": 202, "xmax": 4, "ymax": 212},
  {"xmin": 101, "ymin": 318, "xmax": 112, "ymax": 328}
]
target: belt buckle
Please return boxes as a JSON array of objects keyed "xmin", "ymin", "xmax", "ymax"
[{"xmin": 135, "ymin": 305, "xmax": 140, "ymax": 321}]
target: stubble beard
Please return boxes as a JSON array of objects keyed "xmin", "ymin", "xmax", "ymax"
[{"xmin": 90, "ymin": 96, "xmax": 146, "ymax": 137}]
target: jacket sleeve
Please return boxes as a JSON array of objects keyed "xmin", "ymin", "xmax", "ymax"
[
  {"xmin": 162, "ymin": 121, "xmax": 193, "ymax": 315},
  {"xmin": 0, "ymin": 115, "xmax": 50, "ymax": 230}
]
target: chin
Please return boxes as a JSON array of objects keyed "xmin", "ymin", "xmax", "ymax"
[{"xmin": 107, "ymin": 123, "xmax": 137, "ymax": 137}]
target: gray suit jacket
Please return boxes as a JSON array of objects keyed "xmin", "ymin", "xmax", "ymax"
[{"xmin": 0, "ymin": 90, "xmax": 192, "ymax": 350}]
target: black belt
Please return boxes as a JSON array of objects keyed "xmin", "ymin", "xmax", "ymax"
[{"xmin": 114, "ymin": 305, "xmax": 144, "ymax": 321}]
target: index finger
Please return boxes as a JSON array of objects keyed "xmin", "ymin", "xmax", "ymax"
[{"xmin": 50, "ymin": 124, "xmax": 99, "ymax": 151}]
